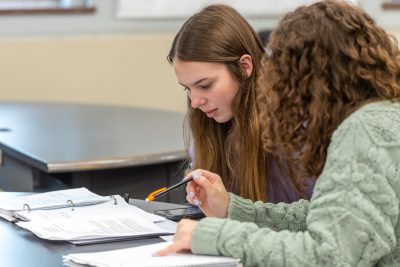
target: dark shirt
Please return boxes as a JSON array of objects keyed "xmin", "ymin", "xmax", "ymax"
[
  {"xmin": 189, "ymin": 146, "xmax": 314, "ymax": 204},
  {"xmin": 267, "ymin": 157, "xmax": 314, "ymax": 204}
]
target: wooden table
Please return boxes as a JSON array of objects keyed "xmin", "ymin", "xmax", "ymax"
[{"xmin": 0, "ymin": 102, "xmax": 187, "ymax": 203}]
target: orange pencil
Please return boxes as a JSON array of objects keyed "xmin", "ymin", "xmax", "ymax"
[{"xmin": 145, "ymin": 177, "xmax": 193, "ymax": 202}]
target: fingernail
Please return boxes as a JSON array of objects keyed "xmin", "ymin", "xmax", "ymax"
[
  {"xmin": 188, "ymin": 191, "xmax": 194, "ymax": 198},
  {"xmin": 192, "ymin": 171, "xmax": 201, "ymax": 180},
  {"xmin": 193, "ymin": 199, "xmax": 200, "ymax": 206}
]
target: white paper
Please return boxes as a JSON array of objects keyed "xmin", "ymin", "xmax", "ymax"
[
  {"xmin": 0, "ymin": 187, "xmax": 104, "ymax": 211},
  {"xmin": 63, "ymin": 241, "xmax": 240, "ymax": 267},
  {"xmin": 0, "ymin": 187, "xmax": 109, "ymax": 222},
  {"xmin": 14, "ymin": 195, "xmax": 165, "ymax": 223},
  {"xmin": 17, "ymin": 208, "xmax": 172, "ymax": 241},
  {"xmin": 159, "ymin": 235, "xmax": 174, "ymax": 242},
  {"xmin": 1, "ymin": 189, "xmax": 173, "ymax": 244}
]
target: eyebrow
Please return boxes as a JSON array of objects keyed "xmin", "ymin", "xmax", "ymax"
[{"xmin": 178, "ymin": 78, "xmax": 209, "ymax": 88}]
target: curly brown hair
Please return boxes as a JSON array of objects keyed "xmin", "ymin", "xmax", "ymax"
[{"xmin": 257, "ymin": 0, "xmax": 400, "ymax": 186}]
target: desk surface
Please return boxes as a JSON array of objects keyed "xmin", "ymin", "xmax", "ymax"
[
  {"xmin": 0, "ymin": 102, "xmax": 186, "ymax": 173},
  {"xmin": 0, "ymin": 192, "xmax": 184, "ymax": 267}
]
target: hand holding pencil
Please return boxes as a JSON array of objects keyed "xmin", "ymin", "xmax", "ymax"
[{"xmin": 146, "ymin": 169, "xmax": 230, "ymax": 218}]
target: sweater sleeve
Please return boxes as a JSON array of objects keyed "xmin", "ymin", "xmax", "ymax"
[
  {"xmin": 227, "ymin": 193, "xmax": 309, "ymax": 231},
  {"xmin": 191, "ymin": 105, "xmax": 400, "ymax": 266}
]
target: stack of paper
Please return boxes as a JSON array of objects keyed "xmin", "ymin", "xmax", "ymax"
[
  {"xmin": 63, "ymin": 241, "xmax": 241, "ymax": 267},
  {"xmin": 0, "ymin": 188, "xmax": 173, "ymax": 245},
  {"xmin": 0, "ymin": 188, "xmax": 107, "ymax": 221}
]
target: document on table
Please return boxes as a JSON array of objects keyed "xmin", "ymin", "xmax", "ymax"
[
  {"xmin": 16, "ymin": 199, "xmax": 173, "ymax": 244},
  {"xmin": 63, "ymin": 241, "xmax": 241, "ymax": 267},
  {"xmin": 1, "ymin": 189, "xmax": 174, "ymax": 245},
  {"xmin": 14, "ymin": 195, "xmax": 164, "ymax": 223},
  {"xmin": 0, "ymin": 187, "xmax": 107, "ymax": 221}
]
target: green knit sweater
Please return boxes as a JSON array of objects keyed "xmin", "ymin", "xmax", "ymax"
[{"xmin": 191, "ymin": 101, "xmax": 400, "ymax": 266}]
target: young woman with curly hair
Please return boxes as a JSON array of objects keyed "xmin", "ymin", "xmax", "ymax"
[
  {"xmin": 168, "ymin": 4, "xmax": 313, "ymax": 203},
  {"xmin": 159, "ymin": 1, "xmax": 400, "ymax": 266}
]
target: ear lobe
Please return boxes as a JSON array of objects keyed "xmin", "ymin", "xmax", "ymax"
[{"xmin": 239, "ymin": 54, "xmax": 253, "ymax": 78}]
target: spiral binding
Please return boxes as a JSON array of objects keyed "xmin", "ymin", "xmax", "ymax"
[
  {"xmin": 67, "ymin": 200, "xmax": 75, "ymax": 211},
  {"xmin": 110, "ymin": 195, "xmax": 118, "ymax": 205},
  {"xmin": 22, "ymin": 204, "xmax": 31, "ymax": 212},
  {"xmin": 19, "ymin": 195, "xmax": 118, "ymax": 212}
]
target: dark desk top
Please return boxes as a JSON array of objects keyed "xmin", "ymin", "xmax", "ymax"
[
  {"xmin": 0, "ymin": 102, "xmax": 186, "ymax": 173},
  {"xmin": 0, "ymin": 192, "xmax": 184, "ymax": 267}
]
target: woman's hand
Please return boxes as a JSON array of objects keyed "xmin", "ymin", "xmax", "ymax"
[
  {"xmin": 156, "ymin": 219, "xmax": 198, "ymax": 256},
  {"xmin": 186, "ymin": 169, "xmax": 230, "ymax": 218}
]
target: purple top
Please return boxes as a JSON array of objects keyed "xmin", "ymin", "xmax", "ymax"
[
  {"xmin": 267, "ymin": 157, "xmax": 314, "ymax": 204},
  {"xmin": 189, "ymin": 146, "xmax": 314, "ymax": 204}
]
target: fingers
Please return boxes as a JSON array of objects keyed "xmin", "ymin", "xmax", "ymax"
[
  {"xmin": 193, "ymin": 169, "xmax": 222, "ymax": 182},
  {"xmin": 186, "ymin": 191, "xmax": 196, "ymax": 205},
  {"xmin": 185, "ymin": 169, "xmax": 223, "ymax": 206},
  {"xmin": 196, "ymin": 189, "xmax": 207, "ymax": 204},
  {"xmin": 186, "ymin": 182, "xmax": 196, "ymax": 196},
  {"xmin": 186, "ymin": 190, "xmax": 202, "ymax": 206},
  {"xmin": 156, "ymin": 242, "xmax": 184, "ymax": 256},
  {"xmin": 191, "ymin": 174, "xmax": 214, "ymax": 197},
  {"xmin": 186, "ymin": 169, "xmax": 215, "ymax": 182},
  {"xmin": 186, "ymin": 170, "xmax": 212, "ymax": 189},
  {"xmin": 186, "ymin": 182, "xmax": 199, "ymax": 205},
  {"xmin": 158, "ymin": 219, "xmax": 195, "ymax": 256}
]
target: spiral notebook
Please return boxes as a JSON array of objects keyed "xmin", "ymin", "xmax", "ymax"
[
  {"xmin": 0, "ymin": 188, "xmax": 110, "ymax": 222},
  {"xmin": 63, "ymin": 241, "xmax": 241, "ymax": 267},
  {"xmin": 0, "ymin": 188, "xmax": 172, "ymax": 245}
]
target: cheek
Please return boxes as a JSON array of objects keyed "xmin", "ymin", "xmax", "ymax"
[
  {"xmin": 225, "ymin": 82, "xmax": 240, "ymax": 103},
  {"xmin": 212, "ymin": 79, "xmax": 239, "ymax": 106}
]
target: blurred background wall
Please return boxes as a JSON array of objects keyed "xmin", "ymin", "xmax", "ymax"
[{"xmin": 0, "ymin": 0, "xmax": 399, "ymax": 113}]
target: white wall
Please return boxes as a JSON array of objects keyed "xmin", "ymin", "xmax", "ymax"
[
  {"xmin": 0, "ymin": 0, "xmax": 399, "ymax": 112},
  {"xmin": 360, "ymin": 0, "xmax": 400, "ymax": 31},
  {"xmin": 0, "ymin": 0, "xmax": 397, "ymax": 37},
  {"xmin": 0, "ymin": 34, "xmax": 187, "ymax": 112}
]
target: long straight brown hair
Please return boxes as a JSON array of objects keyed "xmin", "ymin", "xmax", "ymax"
[{"xmin": 168, "ymin": 5, "xmax": 269, "ymax": 201}]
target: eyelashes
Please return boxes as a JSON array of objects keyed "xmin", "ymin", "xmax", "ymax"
[
  {"xmin": 181, "ymin": 82, "xmax": 212, "ymax": 92},
  {"xmin": 199, "ymin": 84, "xmax": 211, "ymax": 90}
]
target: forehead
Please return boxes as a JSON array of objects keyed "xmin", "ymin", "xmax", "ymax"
[{"xmin": 172, "ymin": 59, "xmax": 229, "ymax": 84}]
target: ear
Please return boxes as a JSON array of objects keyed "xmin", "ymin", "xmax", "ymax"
[{"xmin": 239, "ymin": 54, "xmax": 253, "ymax": 78}]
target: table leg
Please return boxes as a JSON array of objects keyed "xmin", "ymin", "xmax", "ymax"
[{"xmin": 0, "ymin": 153, "xmax": 34, "ymax": 191}]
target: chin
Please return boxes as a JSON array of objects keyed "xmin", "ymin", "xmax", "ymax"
[{"xmin": 213, "ymin": 117, "xmax": 231, "ymax": 124}]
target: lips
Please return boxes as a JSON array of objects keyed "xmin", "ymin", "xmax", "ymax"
[{"xmin": 205, "ymin": 108, "xmax": 217, "ymax": 118}]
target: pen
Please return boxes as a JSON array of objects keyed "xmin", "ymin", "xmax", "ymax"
[{"xmin": 145, "ymin": 176, "xmax": 193, "ymax": 202}]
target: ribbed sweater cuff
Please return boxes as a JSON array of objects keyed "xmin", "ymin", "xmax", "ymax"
[
  {"xmin": 227, "ymin": 193, "xmax": 256, "ymax": 223},
  {"xmin": 191, "ymin": 217, "xmax": 226, "ymax": 255}
]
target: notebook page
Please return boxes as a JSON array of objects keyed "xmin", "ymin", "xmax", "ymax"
[
  {"xmin": 63, "ymin": 241, "xmax": 240, "ymax": 267},
  {"xmin": 16, "ymin": 209, "xmax": 172, "ymax": 241},
  {"xmin": 0, "ymin": 187, "xmax": 104, "ymax": 212},
  {"xmin": 14, "ymin": 195, "xmax": 165, "ymax": 223}
]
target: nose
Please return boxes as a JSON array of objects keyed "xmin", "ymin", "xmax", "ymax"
[{"xmin": 190, "ymin": 90, "xmax": 207, "ymax": 109}]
